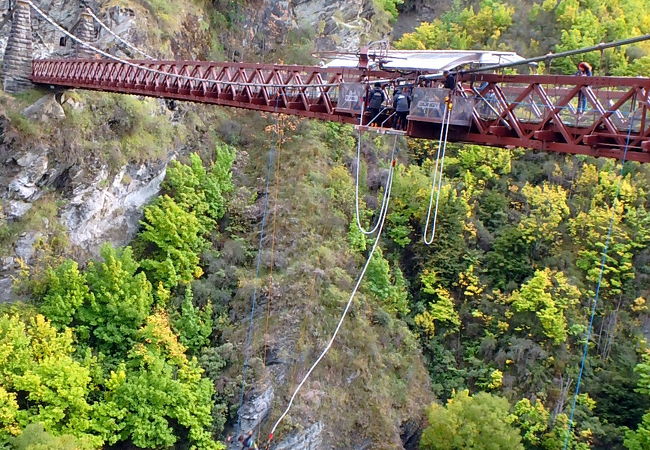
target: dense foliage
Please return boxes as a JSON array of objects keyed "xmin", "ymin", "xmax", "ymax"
[
  {"xmin": 3, "ymin": 0, "xmax": 650, "ymax": 448},
  {"xmin": 0, "ymin": 147, "xmax": 235, "ymax": 448},
  {"xmin": 420, "ymin": 390, "xmax": 523, "ymax": 449},
  {"xmin": 396, "ymin": 0, "xmax": 650, "ymax": 75},
  {"xmin": 389, "ymin": 3, "xmax": 650, "ymax": 447}
]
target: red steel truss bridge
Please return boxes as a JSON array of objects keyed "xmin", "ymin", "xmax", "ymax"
[{"xmin": 30, "ymin": 58, "xmax": 650, "ymax": 163}]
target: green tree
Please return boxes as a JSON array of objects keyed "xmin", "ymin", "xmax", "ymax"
[
  {"xmin": 163, "ymin": 147, "xmax": 235, "ymax": 233},
  {"xmin": 0, "ymin": 315, "xmax": 98, "ymax": 445},
  {"xmin": 386, "ymin": 164, "xmax": 429, "ymax": 247},
  {"xmin": 420, "ymin": 390, "xmax": 523, "ymax": 449},
  {"xmin": 172, "ymin": 286, "xmax": 213, "ymax": 355},
  {"xmin": 395, "ymin": 0, "xmax": 514, "ymax": 50},
  {"xmin": 519, "ymin": 183, "xmax": 570, "ymax": 249},
  {"xmin": 138, "ymin": 195, "xmax": 206, "ymax": 289},
  {"xmin": 376, "ymin": 0, "xmax": 403, "ymax": 20},
  {"xmin": 508, "ymin": 269, "xmax": 581, "ymax": 344},
  {"xmin": 93, "ymin": 311, "xmax": 219, "ymax": 449},
  {"xmin": 76, "ymin": 245, "xmax": 153, "ymax": 352},
  {"xmin": 486, "ymin": 225, "xmax": 534, "ymax": 289},
  {"xmin": 364, "ymin": 247, "xmax": 410, "ymax": 316},
  {"xmin": 625, "ymin": 413, "xmax": 650, "ymax": 449},
  {"xmin": 625, "ymin": 351, "xmax": 650, "ymax": 449},
  {"xmin": 570, "ymin": 203, "xmax": 650, "ymax": 300},
  {"xmin": 37, "ymin": 260, "xmax": 89, "ymax": 328},
  {"xmin": 10, "ymin": 423, "xmax": 95, "ymax": 450},
  {"xmin": 512, "ymin": 398, "xmax": 551, "ymax": 448},
  {"xmin": 414, "ymin": 270, "xmax": 460, "ymax": 337}
]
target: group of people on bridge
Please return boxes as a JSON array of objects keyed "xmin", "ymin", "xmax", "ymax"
[
  {"xmin": 362, "ymin": 61, "xmax": 593, "ymax": 131},
  {"xmin": 364, "ymin": 70, "xmax": 457, "ymax": 130}
]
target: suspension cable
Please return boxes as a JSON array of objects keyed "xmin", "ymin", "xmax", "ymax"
[
  {"xmin": 423, "ymin": 99, "xmax": 452, "ymax": 245},
  {"xmin": 84, "ymin": 7, "xmax": 154, "ymax": 60},
  {"xmin": 420, "ymin": 33, "xmax": 650, "ymax": 80},
  {"xmin": 562, "ymin": 100, "xmax": 636, "ymax": 449},
  {"xmin": 25, "ymin": 0, "xmax": 377, "ymax": 89},
  {"xmin": 267, "ymin": 135, "xmax": 398, "ymax": 444}
]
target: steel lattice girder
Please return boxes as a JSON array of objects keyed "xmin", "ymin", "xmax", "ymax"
[
  {"xmin": 31, "ymin": 59, "xmax": 393, "ymax": 123},
  {"xmin": 31, "ymin": 59, "xmax": 650, "ymax": 162}
]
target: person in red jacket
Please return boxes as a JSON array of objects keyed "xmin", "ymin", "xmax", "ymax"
[{"xmin": 575, "ymin": 61, "xmax": 592, "ymax": 114}]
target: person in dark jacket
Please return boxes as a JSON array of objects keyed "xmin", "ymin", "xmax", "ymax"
[
  {"xmin": 443, "ymin": 70, "xmax": 456, "ymax": 90},
  {"xmin": 366, "ymin": 82, "xmax": 386, "ymax": 126},
  {"xmin": 238, "ymin": 431, "xmax": 258, "ymax": 449},
  {"xmin": 392, "ymin": 87, "xmax": 411, "ymax": 130},
  {"xmin": 575, "ymin": 61, "xmax": 592, "ymax": 114}
]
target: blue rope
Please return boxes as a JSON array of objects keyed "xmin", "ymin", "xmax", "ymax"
[
  {"xmin": 562, "ymin": 103, "xmax": 635, "ymax": 449},
  {"xmin": 237, "ymin": 143, "xmax": 277, "ymax": 432}
]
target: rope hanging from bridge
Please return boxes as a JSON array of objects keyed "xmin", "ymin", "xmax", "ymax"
[
  {"xmin": 236, "ymin": 94, "xmax": 286, "ymax": 436},
  {"xmin": 262, "ymin": 113, "xmax": 284, "ymax": 367},
  {"xmin": 423, "ymin": 98, "xmax": 452, "ymax": 245},
  {"xmin": 84, "ymin": 7, "xmax": 155, "ymax": 60},
  {"xmin": 236, "ymin": 139, "xmax": 277, "ymax": 432},
  {"xmin": 267, "ymin": 135, "xmax": 398, "ymax": 445},
  {"xmin": 354, "ymin": 101, "xmax": 396, "ymax": 235},
  {"xmin": 562, "ymin": 100, "xmax": 637, "ymax": 449}
]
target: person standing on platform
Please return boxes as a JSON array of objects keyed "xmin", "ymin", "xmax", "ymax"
[
  {"xmin": 575, "ymin": 61, "xmax": 592, "ymax": 114},
  {"xmin": 393, "ymin": 87, "xmax": 411, "ymax": 130},
  {"xmin": 366, "ymin": 82, "xmax": 386, "ymax": 126},
  {"xmin": 443, "ymin": 70, "xmax": 456, "ymax": 90}
]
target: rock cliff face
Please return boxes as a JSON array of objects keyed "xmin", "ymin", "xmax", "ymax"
[
  {"xmin": 0, "ymin": 91, "xmax": 175, "ymax": 301},
  {"xmin": 0, "ymin": 1, "xmax": 170, "ymax": 300},
  {"xmin": 219, "ymin": 0, "xmax": 391, "ymax": 59}
]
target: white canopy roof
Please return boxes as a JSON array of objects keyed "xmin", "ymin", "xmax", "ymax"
[{"xmin": 323, "ymin": 50, "xmax": 528, "ymax": 72}]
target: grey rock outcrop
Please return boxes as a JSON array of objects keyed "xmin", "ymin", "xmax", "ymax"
[
  {"xmin": 14, "ymin": 231, "xmax": 41, "ymax": 262},
  {"xmin": 238, "ymin": 385, "xmax": 275, "ymax": 433},
  {"xmin": 273, "ymin": 422, "xmax": 323, "ymax": 450},
  {"xmin": 5, "ymin": 199, "xmax": 32, "ymax": 219},
  {"xmin": 22, "ymin": 94, "xmax": 66, "ymax": 121},
  {"xmin": 60, "ymin": 158, "xmax": 170, "ymax": 253},
  {"xmin": 293, "ymin": 0, "xmax": 376, "ymax": 51},
  {"xmin": 7, "ymin": 148, "xmax": 50, "ymax": 201},
  {"xmin": 235, "ymin": 0, "xmax": 390, "ymax": 57}
]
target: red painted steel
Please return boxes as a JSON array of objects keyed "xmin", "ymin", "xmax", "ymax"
[
  {"xmin": 31, "ymin": 58, "xmax": 391, "ymax": 123},
  {"xmin": 31, "ymin": 58, "xmax": 650, "ymax": 162}
]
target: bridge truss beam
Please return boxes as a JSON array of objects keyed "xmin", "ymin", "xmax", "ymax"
[{"xmin": 31, "ymin": 59, "xmax": 650, "ymax": 163}]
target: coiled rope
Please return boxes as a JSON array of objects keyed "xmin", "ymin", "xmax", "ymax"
[
  {"xmin": 354, "ymin": 87, "xmax": 396, "ymax": 235},
  {"xmin": 267, "ymin": 134, "xmax": 399, "ymax": 444},
  {"xmin": 423, "ymin": 98, "xmax": 452, "ymax": 245}
]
